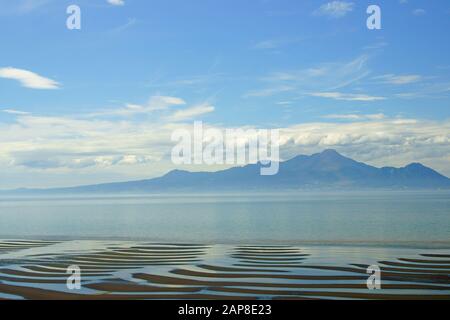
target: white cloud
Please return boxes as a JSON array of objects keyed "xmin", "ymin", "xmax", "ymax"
[
  {"xmin": 0, "ymin": 114, "xmax": 172, "ymax": 172},
  {"xmin": 310, "ymin": 91, "xmax": 385, "ymax": 101},
  {"xmin": 167, "ymin": 103, "xmax": 215, "ymax": 122},
  {"xmin": 0, "ymin": 67, "xmax": 60, "ymax": 89},
  {"xmin": 314, "ymin": 1, "xmax": 354, "ymax": 18},
  {"xmin": 107, "ymin": 0, "xmax": 125, "ymax": 6},
  {"xmin": 373, "ymin": 74, "xmax": 422, "ymax": 85}
]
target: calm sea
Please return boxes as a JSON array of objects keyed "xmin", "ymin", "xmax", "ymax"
[{"xmin": 0, "ymin": 191, "xmax": 449, "ymax": 247}]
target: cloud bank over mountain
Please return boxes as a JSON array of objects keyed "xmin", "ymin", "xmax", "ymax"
[{"xmin": 1, "ymin": 104, "xmax": 449, "ymax": 189}]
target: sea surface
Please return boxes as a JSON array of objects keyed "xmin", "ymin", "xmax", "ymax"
[{"xmin": 0, "ymin": 191, "xmax": 449, "ymax": 246}]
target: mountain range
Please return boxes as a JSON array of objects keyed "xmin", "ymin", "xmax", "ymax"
[{"xmin": 6, "ymin": 149, "xmax": 450, "ymax": 194}]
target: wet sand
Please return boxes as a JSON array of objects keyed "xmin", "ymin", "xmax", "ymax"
[{"xmin": 0, "ymin": 240, "xmax": 449, "ymax": 300}]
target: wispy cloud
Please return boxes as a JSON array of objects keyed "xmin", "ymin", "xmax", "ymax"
[
  {"xmin": 0, "ymin": 67, "xmax": 60, "ymax": 89},
  {"xmin": 323, "ymin": 113, "xmax": 386, "ymax": 120},
  {"xmin": 276, "ymin": 101, "xmax": 293, "ymax": 106},
  {"xmin": 167, "ymin": 103, "xmax": 215, "ymax": 122},
  {"xmin": 111, "ymin": 18, "xmax": 137, "ymax": 33},
  {"xmin": 253, "ymin": 37, "xmax": 303, "ymax": 50},
  {"xmin": 132, "ymin": 95, "xmax": 186, "ymax": 111},
  {"xmin": 107, "ymin": 0, "xmax": 125, "ymax": 6},
  {"xmin": 310, "ymin": 91, "xmax": 385, "ymax": 101},
  {"xmin": 2, "ymin": 109, "xmax": 31, "ymax": 115},
  {"xmin": 245, "ymin": 86, "xmax": 295, "ymax": 98},
  {"xmin": 412, "ymin": 9, "xmax": 426, "ymax": 16},
  {"xmin": 2, "ymin": 109, "xmax": 30, "ymax": 116},
  {"xmin": 363, "ymin": 41, "xmax": 388, "ymax": 50},
  {"xmin": 246, "ymin": 55, "xmax": 371, "ymax": 98},
  {"xmin": 0, "ymin": 0, "xmax": 52, "ymax": 15},
  {"xmin": 313, "ymin": 1, "xmax": 354, "ymax": 18},
  {"xmin": 394, "ymin": 81, "xmax": 450, "ymax": 99},
  {"xmin": 93, "ymin": 95, "xmax": 186, "ymax": 117},
  {"xmin": 373, "ymin": 74, "xmax": 422, "ymax": 85}
]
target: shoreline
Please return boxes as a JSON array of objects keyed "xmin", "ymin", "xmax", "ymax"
[{"xmin": 1, "ymin": 236, "xmax": 450, "ymax": 250}]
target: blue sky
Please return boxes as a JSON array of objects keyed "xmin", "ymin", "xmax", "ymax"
[{"xmin": 0, "ymin": 0, "xmax": 450, "ymax": 188}]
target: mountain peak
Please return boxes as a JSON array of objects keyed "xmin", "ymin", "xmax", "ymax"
[
  {"xmin": 287, "ymin": 149, "xmax": 344, "ymax": 165},
  {"xmin": 405, "ymin": 162, "xmax": 426, "ymax": 169},
  {"xmin": 163, "ymin": 169, "xmax": 190, "ymax": 177},
  {"xmin": 314, "ymin": 149, "xmax": 348, "ymax": 161},
  {"xmin": 320, "ymin": 149, "xmax": 341, "ymax": 156}
]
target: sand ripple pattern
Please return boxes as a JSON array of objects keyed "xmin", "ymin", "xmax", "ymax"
[
  {"xmin": 0, "ymin": 241, "xmax": 449, "ymax": 300},
  {"xmin": 0, "ymin": 240, "xmax": 60, "ymax": 254}
]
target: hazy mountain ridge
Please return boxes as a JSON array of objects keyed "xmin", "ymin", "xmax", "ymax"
[{"xmin": 4, "ymin": 150, "xmax": 450, "ymax": 194}]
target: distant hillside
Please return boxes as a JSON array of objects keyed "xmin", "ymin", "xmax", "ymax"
[{"xmin": 5, "ymin": 150, "xmax": 450, "ymax": 194}]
